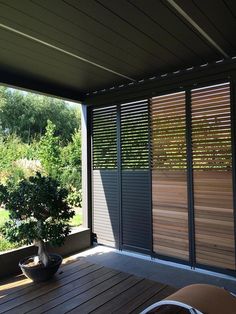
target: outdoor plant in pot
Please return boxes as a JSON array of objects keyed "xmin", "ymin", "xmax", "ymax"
[{"xmin": 0, "ymin": 173, "xmax": 75, "ymax": 282}]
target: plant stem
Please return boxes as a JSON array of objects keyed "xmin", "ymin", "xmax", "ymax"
[{"xmin": 34, "ymin": 239, "xmax": 50, "ymax": 267}]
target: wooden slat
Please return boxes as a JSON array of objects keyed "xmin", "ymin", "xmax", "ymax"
[
  {"xmin": 91, "ymin": 279, "xmax": 154, "ymax": 314},
  {"xmin": 127, "ymin": 286, "xmax": 177, "ymax": 314},
  {"xmin": 112, "ymin": 283, "xmax": 168, "ymax": 313},
  {"xmin": 69, "ymin": 275, "xmax": 143, "ymax": 313},
  {"xmin": 191, "ymin": 84, "xmax": 229, "ymax": 96},
  {"xmin": 191, "ymin": 82, "xmax": 235, "ymax": 271},
  {"xmin": 151, "ymin": 91, "xmax": 189, "ymax": 261},
  {"xmin": 152, "ymin": 92, "xmax": 186, "ymax": 103}
]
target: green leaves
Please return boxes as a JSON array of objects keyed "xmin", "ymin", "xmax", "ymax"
[
  {"xmin": 0, "ymin": 184, "xmax": 8, "ymax": 204},
  {"xmin": 60, "ymin": 129, "xmax": 82, "ymax": 205},
  {"xmin": 0, "ymin": 88, "xmax": 80, "ymax": 143},
  {"xmin": 39, "ymin": 120, "xmax": 61, "ymax": 179},
  {"xmin": 0, "ymin": 173, "xmax": 75, "ymax": 247}
]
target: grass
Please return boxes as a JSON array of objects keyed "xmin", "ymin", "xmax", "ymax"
[
  {"xmin": 0, "ymin": 208, "xmax": 82, "ymax": 252},
  {"xmin": 0, "ymin": 236, "xmax": 19, "ymax": 252},
  {"xmin": 0, "ymin": 208, "xmax": 9, "ymax": 227},
  {"xmin": 70, "ymin": 211, "xmax": 83, "ymax": 227},
  {"xmin": 0, "ymin": 208, "xmax": 18, "ymax": 252}
]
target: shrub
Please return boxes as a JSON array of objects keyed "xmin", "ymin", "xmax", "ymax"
[
  {"xmin": 39, "ymin": 120, "xmax": 61, "ymax": 179},
  {"xmin": 0, "ymin": 173, "xmax": 75, "ymax": 266}
]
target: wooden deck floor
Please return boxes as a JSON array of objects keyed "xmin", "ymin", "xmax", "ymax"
[{"xmin": 0, "ymin": 257, "xmax": 177, "ymax": 314}]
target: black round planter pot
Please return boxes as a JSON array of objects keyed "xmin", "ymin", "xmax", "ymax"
[{"xmin": 19, "ymin": 253, "xmax": 62, "ymax": 282}]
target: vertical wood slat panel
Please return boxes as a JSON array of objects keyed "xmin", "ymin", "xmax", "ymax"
[
  {"xmin": 92, "ymin": 106, "xmax": 119, "ymax": 247},
  {"xmin": 151, "ymin": 92, "xmax": 189, "ymax": 261},
  {"xmin": 192, "ymin": 82, "xmax": 235, "ymax": 270}
]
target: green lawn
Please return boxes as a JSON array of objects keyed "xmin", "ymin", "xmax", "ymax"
[
  {"xmin": 0, "ymin": 208, "xmax": 18, "ymax": 251},
  {"xmin": 70, "ymin": 211, "xmax": 83, "ymax": 227},
  {"xmin": 0, "ymin": 236, "xmax": 19, "ymax": 252},
  {"xmin": 0, "ymin": 208, "xmax": 82, "ymax": 252},
  {"xmin": 0, "ymin": 208, "xmax": 9, "ymax": 227}
]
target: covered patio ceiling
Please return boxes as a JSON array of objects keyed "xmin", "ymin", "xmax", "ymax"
[{"xmin": 0, "ymin": 0, "xmax": 236, "ymax": 102}]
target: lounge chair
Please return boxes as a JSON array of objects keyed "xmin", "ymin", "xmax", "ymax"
[{"xmin": 141, "ymin": 284, "xmax": 236, "ymax": 314}]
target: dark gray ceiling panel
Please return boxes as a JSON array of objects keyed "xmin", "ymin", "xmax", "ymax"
[
  {"xmin": 174, "ymin": 0, "xmax": 236, "ymax": 55},
  {"xmin": 0, "ymin": 0, "xmax": 235, "ymax": 100}
]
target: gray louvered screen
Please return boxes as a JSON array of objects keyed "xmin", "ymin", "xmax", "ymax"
[
  {"xmin": 93, "ymin": 170, "xmax": 119, "ymax": 246},
  {"xmin": 120, "ymin": 100, "xmax": 151, "ymax": 253},
  {"xmin": 93, "ymin": 106, "xmax": 117, "ymax": 169},
  {"xmin": 92, "ymin": 106, "xmax": 119, "ymax": 247},
  {"xmin": 121, "ymin": 100, "xmax": 149, "ymax": 169}
]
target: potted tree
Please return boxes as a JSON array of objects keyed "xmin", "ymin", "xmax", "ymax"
[{"xmin": 0, "ymin": 173, "xmax": 75, "ymax": 282}]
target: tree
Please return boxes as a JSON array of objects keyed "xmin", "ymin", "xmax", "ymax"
[
  {"xmin": 0, "ymin": 173, "xmax": 74, "ymax": 267},
  {"xmin": 60, "ymin": 130, "xmax": 82, "ymax": 206},
  {"xmin": 39, "ymin": 120, "xmax": 61, "ymax": 179},
  {"xmin": 0, "ymin": 87, "xmax": 10, "ymax": 136},
  {"xmin": 0, "ymin": 89, "xmax": 80, "ymax": 143}
]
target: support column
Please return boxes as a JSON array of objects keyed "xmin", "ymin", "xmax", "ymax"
[{"xmin": 81, "ymin": 104, "xmax": 91, "ymax": 229}]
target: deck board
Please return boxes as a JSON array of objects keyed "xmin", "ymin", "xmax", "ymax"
[
  {"xmin": 0, "ymin": 257, "xmax": 177, "ymax": 314},
  {"xmin": 131, "ymin": 286, "xmax": 178, "ymax": 314}
]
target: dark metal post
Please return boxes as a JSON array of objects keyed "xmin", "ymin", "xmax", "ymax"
[
  {"xmin": 185, "ymin": 90, "xmax": 196, "ymax": 268},
  {"xmin": 230, "ymin": 76, "xmax": 236, "ymax": 266},
  {"xmin": 148, "ymin": 99, "xmax": 154, "ymax": 254},
  {"xmin": 87, "ymin": 107, "xmax": 93, "ymax": 236},
  {"xmin": 81, "ymin": 104, "xmax": 88, "ymax": 228},
  {"xmin": 81, "ymin": 104, "xmax": 93, "ymax": 244},
  {"xmin": 117, "ymin": 105, "xmax": 122, "ymax": 250}
]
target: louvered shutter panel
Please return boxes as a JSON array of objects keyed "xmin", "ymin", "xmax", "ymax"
[
  {"xmin": 191, "ymin": 82, "xmax": 235, "ymax": 270},
  {"xmin": 151, "ymin": 92, "xmax": 189, "ymax": 261},
  {"xmin": 92, "ymin": 106, "xmax": 119, "ymax": 247},
  {"xmin": 120, "ymin": 100, "xmax": 151, "ymax": 253}
]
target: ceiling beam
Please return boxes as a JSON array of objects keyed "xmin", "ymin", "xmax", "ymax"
[
  {"xmin": 0, "ymin": 22, "xmax": 136, "ymax": 82},
  {"xmin": 84, "ymin": 58, "xmax": 236, "ymax": 106},
  {"xmin": 166, "ymin": 0, "xmax": 229, "ymax": 59}
]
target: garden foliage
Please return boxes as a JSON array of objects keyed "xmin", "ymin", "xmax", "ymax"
[
  {"xmin": 0, "ymin": 173, "xmax": 74, "ymax": 248},
  {"xmin": 0, "ymin": 88, "xmax": 82, "ymax": 208}
]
